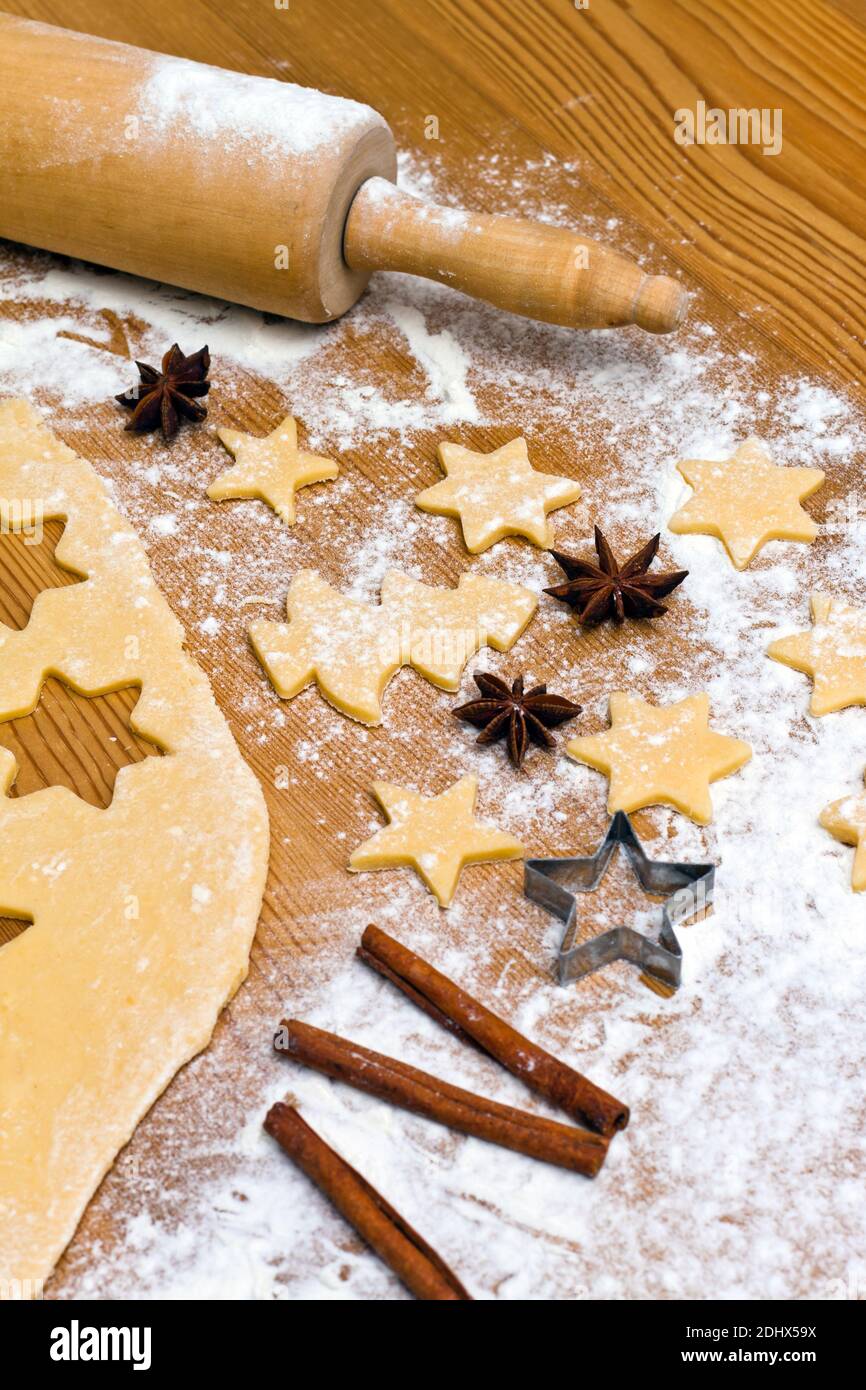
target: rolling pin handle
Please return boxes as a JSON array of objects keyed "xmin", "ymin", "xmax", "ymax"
[
  {"xmin": 633, "ymin": 274, "xmax": 689, "ymax": 334},
  {"xmin": 344, "ymin": 177, "xmax": 686, "ymax": 334}
]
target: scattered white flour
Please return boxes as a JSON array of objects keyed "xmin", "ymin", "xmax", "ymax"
[
  {"xmin": 150, "ymin": 513, "xmax": 178, "ymax": 537},
  {"xmin": 137, "ymin": 51, "xmax": 385, "ymax": 160},
  {"xmin": 7, "ymin": 14, "xmax": 385, "ymax": 170},
  {"xmin": 384, "ymin": 301, "xmax": 479, "ymax": 423},
  {"xmin": 1, "ymin": 146, "xmax": 865, "ymax": 1302}
]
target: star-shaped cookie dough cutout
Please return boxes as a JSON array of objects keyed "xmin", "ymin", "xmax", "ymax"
[
  {"xmin": 349, "ymin": 774, "xmax": 523, "ymax": 907},
  {"xmin": 207, "ymin": 415, "xmax": 338, "ymax": 525},
  {"xmin": 820, "ymin": 774, "xmax": 866, "ymax": 891},
  {"xmin": 667, "ymin": 437, "xmax": 824, "ymax": 569},
  {"xmin": 768, "ymin": 593, "xmax": 866, "ymax": 715},
  {"xmin": 415, "ymin": 437, "xmax": 582, "ymax": 553},
  {"xmin": 567, "ymin": 692, "xmax": 752, "ymax": 824}
]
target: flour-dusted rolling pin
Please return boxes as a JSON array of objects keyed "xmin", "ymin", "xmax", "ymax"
[{"xmin": 0, "ymin": 13, "xmax": 686, "ymax": 334}]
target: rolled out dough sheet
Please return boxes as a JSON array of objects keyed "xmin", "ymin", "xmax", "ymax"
[{"xmin": 0, "ymin": 399, "xmax": 269, "ymax": 1291}]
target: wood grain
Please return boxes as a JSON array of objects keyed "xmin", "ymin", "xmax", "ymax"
[
  {"xmin": 0, "ymin": 0, "xmax": 863, "ymax": 1298},
  {"xmin": 395, "ymin": 0, "xmax": 866, "ymax": 385},
  {"xmin": 0, "ymin": 519, "xmax": 85, "ymax": 629},
  {"xmin": 0, "ymin": 678, "xmax": 161, "ymax": 807}
]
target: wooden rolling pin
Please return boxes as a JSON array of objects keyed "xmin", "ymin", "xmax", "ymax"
[{"xmin": 0, "ymin": 13, "xmax": 686, "ymax": 334}]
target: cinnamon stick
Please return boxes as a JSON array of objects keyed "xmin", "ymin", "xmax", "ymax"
[
  {"xmin": 264, "ymin": 1102, "xmax": 471, "ymax": 1301},
  {"xmin": 278, "ymin": 1020, "xmax": 608, "ymax": 1177},
  {"xmin": 358, "ymin": 924, "xmax": 628, "ymax": 1137}
]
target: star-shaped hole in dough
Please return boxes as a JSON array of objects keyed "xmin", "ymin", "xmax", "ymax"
[
  {"xmin": 415, "ymin": 437, "xmax": 582, "ymax": 553},
  {"xmin": 349, "ymin": 774, "xmax": 523, "ymax": 907},
  {"xmin": 249, "ymin": 568, "xmax": 536, "ymax": 725},
  {"xmin": 768, "ymin": 594, "xmax": 866, "ymax": 716},
  {"xmin": 0, "ymin": 677, "xmax": 164, "ymax": 808},
  {"xmin": 667, "ymin": 438, "xmax": 824, "ymax": 569},
  {"xmin": 567, "ymin": 692, "xmax": 752, "ymax": 825},
  {"xmin": 0, "ymin": 518, "xmax": 86, "ymax": 632},
  {"xmin": 820, "ymin": 774, "xmax": 866, "ymax": 891},
  {"xmin": 207, "ymin": 415, "xmax": 338, "ymax": 525}
]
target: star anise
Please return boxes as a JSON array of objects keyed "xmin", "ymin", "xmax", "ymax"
[
  {"xmin": 453, "ymin": 672, "xmax": 581, "ymax": 769},
  {"xmin": 115, "ymin": 343, "xmax": 211, "ymax": 439},
  {"xmin": 544, "ymin": 527, "xmax": 688, "ymax": 626}
]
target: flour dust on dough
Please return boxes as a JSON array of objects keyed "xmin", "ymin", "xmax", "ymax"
[
  {"xmin": 0, "ymin": 399, "xmax": 269, "ymax": 1291},
  {"xmin": 768, "ymin": 593, "xmax": 866, "ymax": 716},
  {"xmin": 415, "ymin": 436, "xmax": 582, "ymax": 554},
  {"xmin": 668, "ymin": 438, "xmax": 825, "ymax": 570},
  {"xmin": 819, "ymin": 774, "xmax": 866, "ymax": 891},
  {"xmin": 567, "ymin": 691, "xmax": 752, "ymax": 825},
  {"xmin": 249, "ymin": 567, "xmax": 537, "ymax": 725},
  {"xmin": 349, "ymin": 773, "xmax": 523, "ymax": 906},
  {"xmin": 207, "ymin": 414, "xmax": 339, "ymax": 526}
]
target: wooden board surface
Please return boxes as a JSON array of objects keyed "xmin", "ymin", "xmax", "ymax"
[{"xmin": 1, "ymin": 0, "xmax": 865, "ymax": 1300}]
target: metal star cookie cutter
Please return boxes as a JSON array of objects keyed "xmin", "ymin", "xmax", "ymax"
[{"xmin": 524, "ymin": 812, "xmax": 715, "ymax": 989}]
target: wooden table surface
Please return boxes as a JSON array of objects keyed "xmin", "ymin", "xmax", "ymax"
[{"xmin": 1, "ymin": 0, "xmax": 865, "ymax": 1300}]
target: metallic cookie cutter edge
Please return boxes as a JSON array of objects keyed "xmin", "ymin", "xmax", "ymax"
[{"xmin": 523, "ymin": 811, "xmax": 715, "ymax": 990}]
